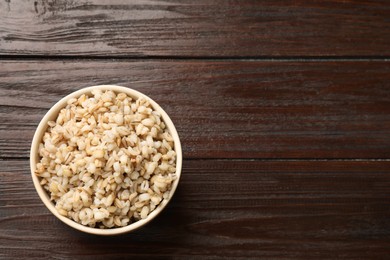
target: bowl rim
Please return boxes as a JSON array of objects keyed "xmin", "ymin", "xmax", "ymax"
[{"xmin": 30, "ymin": 85, "xmax": 182, "ymax": 235}]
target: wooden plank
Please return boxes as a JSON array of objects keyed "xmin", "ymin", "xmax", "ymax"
[
  {"xmin": 1, "ymin": 159, "xmax": 389, "ymax": 259},
  {"xmin": 1, "ymin": 60, "xmax": 390, "ymax": 159},
  {"xmin": 0, "ymin": 0, "xmax": 389, "ymax": 57}
]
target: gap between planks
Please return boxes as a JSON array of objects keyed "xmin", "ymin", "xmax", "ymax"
[
  {"xmin": 2, "ymin": 157, "xmax": 390, "ymax": 162},
  {"xmin": 0, "ymin": 55, "xmax": 390, "ymax": 62}
]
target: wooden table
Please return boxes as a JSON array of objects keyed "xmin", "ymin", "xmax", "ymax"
[{"xmin": 1, "ymin": 1, "xmax": 389, "ymax": 259}]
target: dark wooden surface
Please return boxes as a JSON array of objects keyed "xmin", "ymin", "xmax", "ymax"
[
  {"xmin": 1, "ymin": 0, "xmax": 390, "ymax": 259},
  {"xmin": 1, "ymin": 0, "xmax": 390, "ymax": 57},
  {"xmin": 1, "ymin": 159, "xmax": 390, "ymax": 259},
  {"xmin": 1, "ymin": 60, "xmax": 390, "ymax": 159}
]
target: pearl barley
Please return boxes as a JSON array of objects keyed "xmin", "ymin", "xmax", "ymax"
[{"xmin": 35, "ymin": 90, "xmax": 177, "ymax": 228}]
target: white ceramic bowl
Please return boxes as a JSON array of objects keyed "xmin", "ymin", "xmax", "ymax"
[{"xmin": 30, "ymin": 85, "xmax": 182, "ymax": 235}]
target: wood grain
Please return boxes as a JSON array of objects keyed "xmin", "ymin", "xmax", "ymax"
[
  {"xmin": 1, "ymin": 60, "xmax": 390, "ymax": 159},
  {"xmin": 1, "ymin": 0, "xmax": 389, "ymax": 259},
  {"xmin": 1, "ymin": 159, "xmax": 389, "ymax": 259},
  {"xmin": 0, "ymin": 0, "xmax": 389, "ymax": 57}
]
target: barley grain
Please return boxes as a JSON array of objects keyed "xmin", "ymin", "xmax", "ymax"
[{"xmin": 36, "ymin": 90, "xmax": 177, "ymax": 228}]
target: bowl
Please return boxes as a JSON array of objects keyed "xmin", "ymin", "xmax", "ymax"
[{"xmin": 30, "ymin": 85, "xmax": 182, "ymax": 235}]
